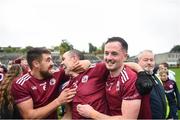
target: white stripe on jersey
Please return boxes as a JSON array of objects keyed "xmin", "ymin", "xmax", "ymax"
[
  {"xmin": 120, "ymin": 70, "xmax": 129, "ymax": 83},
  {"xmin": 61, "ymin": 80, "xmax": 70, "ymax": 90},
  {"xmin": 16, "ymin": 73, "xmax": 31, "ymax": 86},
  {"xmin": 121, "ymin": 76, "xmax": 125, "ymax": 83},
  {"xmin": 122, "ymin": 69, "xmax": 129, "ymax": 80}
]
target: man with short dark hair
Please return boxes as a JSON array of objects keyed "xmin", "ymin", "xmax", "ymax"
[
  {"xmin": 76, "ymin": 37, "xmax": 151, "ymax": 119},
  {"xmin": 11, "ymin": 47, "xmax": 76, "ymax": 119}
]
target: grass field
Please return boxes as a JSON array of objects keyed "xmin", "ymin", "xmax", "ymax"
[{"xmin": 170, "ymin": 68, "xmax": 180, "ymax": 118}]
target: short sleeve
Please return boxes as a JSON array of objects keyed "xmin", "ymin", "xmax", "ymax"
[{"xmin": 11, "ymin": 79, "xmax": 31, "ymax": 104}]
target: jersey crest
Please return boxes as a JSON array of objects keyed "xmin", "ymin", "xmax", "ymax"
[
  {"xmin": 81, "ymin": 75, "xmax": 89, "ymax": 83},
  {"xmin": 50, "ymin": 78, "xmax": 56, "ymax": 85}
]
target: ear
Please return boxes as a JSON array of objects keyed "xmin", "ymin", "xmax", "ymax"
[
  {"xmin": 72, "ymin": 55, "xmax": 78, "ymax": 62},
  {"xmin": 32, "ymin": 60, "xmax": 40, "ymax": 68},
  {"xmin": 123, "ymin": 52, "xmax": 128, "ymax": 61}
]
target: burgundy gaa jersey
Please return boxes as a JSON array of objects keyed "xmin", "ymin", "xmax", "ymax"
[
  {"xmin": 11, "ymin": 69, "xmax": 66, "ymax": 119},
  {"xmin": 106, "ymin": 65, "xmax": 141, "ymax": 116},
  {"xmin": 64, "ymin": 62, "xmax": 109, "ymax": 119}
]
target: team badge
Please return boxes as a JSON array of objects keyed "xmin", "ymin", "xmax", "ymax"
[
  {"xmin": 50, "ymin": 78, "xmax": 56, "ymax": 85},
  {"xmin": 81, "ymin": 75, "xmax": 89, "ymax": 83},
  {"xmin": 169, "ymin": 84, "xmax": 173, "ymax": 89}
]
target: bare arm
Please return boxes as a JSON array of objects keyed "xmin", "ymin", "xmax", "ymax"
[
  {"xmin": 77, "ymin": 99, "xmax": 141, "ymax": 120},
  {"xmin": 17, "ymin": 88, "xmax": 76, "ymax": 119},
  {"xmin": 124, "ymin": 62, "xmax": 143, "ymax": 72},
  {"xmin": 71, "ymin": 60, "xmax": 91, "ymax": 73}
]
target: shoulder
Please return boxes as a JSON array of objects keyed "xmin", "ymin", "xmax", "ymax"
[
  {"xmin": 88, "ymin": 62, "xmax": 107, "ymax": 72},
  {"xmin": 168, "ymin": 70, "xmax": 175, "ymax": 75},
  {"xmin": 13, "ymin": 73, "xmax": 31, "ymax": 86},
  {"xmin": 124, "ymin": 65, "xmax": 137, "ymax": 78}
]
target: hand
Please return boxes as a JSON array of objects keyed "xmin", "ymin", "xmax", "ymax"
[
  {"xmin": 124, "ymin": 62, "xmax": 143, "ymax": 73},
  {"xmin": 71, "ymin": 60, "xmax": 91, "ymax": 73},
  {"xmin": 56, "ymin": 88, "xmax": 76, "ymax": 105},
  {"xmin": 77, "ymin": 104, "xmax": 95, "ymax": 118},
  {"xmin": 136, "ymin": 71, "xmax": 153, "ymax": 95}
]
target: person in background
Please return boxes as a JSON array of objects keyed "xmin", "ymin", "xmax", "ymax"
[
  {"xmin": 0, "ymin": 64, "xmax": 23, "ymax": 118},
  {"xmin": 11, "ymin": 47, "xmax": 76, "ymax": 119},
  {"xmin": 159, "ymin": 62, "xmax": 176, "ymax": 82},
  {"xmin": 13, "ymin": 56, "xmax": 31, "ymax": 74},
  {"xmin": 0, "ymin": 65, "xmax": 8, "ymax": 84},
  {"xmin": 7, "ymin": 60, "xmax": 13, "ymax": 71},
  {"xmin": 159, "ymin": 70, "xmax": 180, "ymax": 119},
  {"xmin": 137, "ymin": 50, "xmax": 167, "ymax": 119}
]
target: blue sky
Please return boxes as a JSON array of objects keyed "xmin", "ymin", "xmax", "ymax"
[{"xmin": 0, "ymin": 0, "xmax": 179, "ymax": 56}]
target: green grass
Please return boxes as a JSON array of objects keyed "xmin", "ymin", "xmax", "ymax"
[
  {"xmin": 170, "ymin": 68, "xmax": 180, "ymax": 89},
  {"xmin": 170, "ymin": 68, "xmax": 180, "ymax": 118}
]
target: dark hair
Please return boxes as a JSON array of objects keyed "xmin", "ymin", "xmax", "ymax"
[
  {"xmin": 0, "ymin": 65, "xmax": 8, "ymax": 74},
  {"xmin": 26, "ymin": 47, "xmax": 51, "ymax": 69},
  {"xmin": 68, "ymin": 49, "xmax": 84, "ymax": 60},
  {"xmin": 105, "ymin": 37, "xmax": 128, "ymax": 52},
  {"xmin": 160, "ymin": 62, "xmax": 169, "ymax": 69}
]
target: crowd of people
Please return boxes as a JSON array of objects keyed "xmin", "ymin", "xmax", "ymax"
[{"xmin": 0, "ymin": 36, "xmax": 179, "ymax": 119}]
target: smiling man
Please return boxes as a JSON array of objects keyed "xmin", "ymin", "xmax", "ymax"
[
  {"xmin": 77, "ymin": 37, "xmax": 145, "ymax": 119},
  {"xmin": 11, "ymin": 47, "xmax": 76, "ymax": 119}
]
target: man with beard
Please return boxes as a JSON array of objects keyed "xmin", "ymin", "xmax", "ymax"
[
  {"xmin": 11, "ymin": 47, "xmax": 76, "ymax": 119},
  {"xmin": 137, "ymin": 50, "xmax": 167, "ymax": 119}
]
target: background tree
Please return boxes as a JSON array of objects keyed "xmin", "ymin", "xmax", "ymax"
[
  {"xmin": 101, "ymin": 42, "xmax": 105, "ymax": 53},
  {"xmin": 170, "ymin": 45, "xmax": 180, "ymax": 53},
  {"xmin": 59, "ymin": 39, "xmax": 73, "ymax": 55},
  {"xmin": 88, "ymin": 43, "xmax": 97, "ymax": 53}
]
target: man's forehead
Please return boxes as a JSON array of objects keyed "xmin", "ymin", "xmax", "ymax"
[{"xmin": 42, "ymin": 53, "xmax": 52, "ymax": 58}]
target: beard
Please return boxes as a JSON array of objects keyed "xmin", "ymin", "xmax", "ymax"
[
  {"xmin": 40, "ymin": 70, "xmax": 53, "ymax": 79},
  {"xmin": 144, "ymin": 66, "xmax": 154, "ymax": 75}
]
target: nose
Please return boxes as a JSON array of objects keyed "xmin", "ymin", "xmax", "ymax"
[{"xmin": 50, "ymin": 60, "xmax": 54, "ymax": 66}]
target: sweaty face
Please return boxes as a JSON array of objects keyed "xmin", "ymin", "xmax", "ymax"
[
  {"xmin": 104, "ymin": 42, "xmax": 127, "ymax": 74},
  {"xmin": 39, "ymin": 54, "xmax": 54, "ymax": 79},
  {"xmin": 138, "ymin": 52, "xmax": 155, "ymax": 75},
  {"xmin": 61, "ymin": 52, "xmax": 76, "ymax": 75}
]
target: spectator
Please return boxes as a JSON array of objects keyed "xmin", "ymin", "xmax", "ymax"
[
  {"xmin": 159, "ymin": 70, "xmax": 180, "ymax": 119},
  {"xmin": 0, "ymin": 65, "xmax": 8, "ymax": 84},
  {"xmin": 0, "ymin": 64, "xmax": 23, "ymax": 118},
  {"xmin": 137, "ymin": 50, "xmax": 168, "ymax": 119},
  {"xmin": 159, "ymin": 62, "xmax": 176, "ymax": 82}
]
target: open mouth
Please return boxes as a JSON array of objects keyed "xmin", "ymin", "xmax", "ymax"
[
  {"xmin": 106, "ymin": 60, "xmax": 115, "ymax": 65},
  {"xmin": 61, "ymin": 64, "xmax": 67, "ymax": 70}
]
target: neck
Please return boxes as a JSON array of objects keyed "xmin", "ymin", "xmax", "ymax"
[
  {"xmin": 30, "ymin": 70, "xmax": 43, "ymax": 80},
  {"xmin": 69, "ymin": 71, "xmax": 79, "ymax": 78},
  {"xmin": 110, "ymin": 65, "xmax": 124, "ymax": 77}
]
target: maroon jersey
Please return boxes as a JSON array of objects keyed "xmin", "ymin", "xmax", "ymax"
[
  {"xmin": 11, "ymin": 69, "xmax": 66, "ymax": 119},
  {"xmin": 64, "ymin": 62, "xmax": 109, "ymax": 119},
  {"xmin": 138, "ymin": 94, "xmax": 152, "ymax": 119},
  {"xmin": 106, "ymin": 65, "xmax": 141, "ymax": 116}
]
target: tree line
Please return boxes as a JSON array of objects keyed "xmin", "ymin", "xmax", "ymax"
[{"xmin": 0, "ymin": 40, "xmax": 180, "ymax": 55}]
